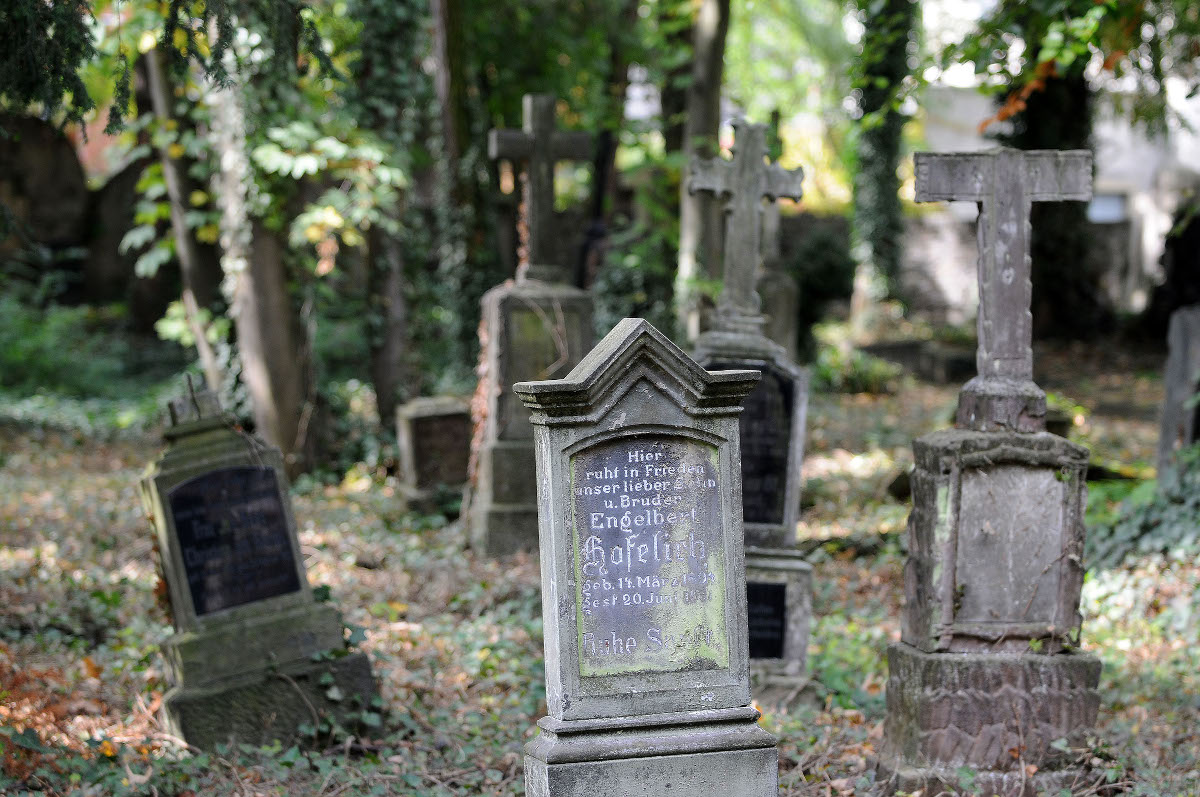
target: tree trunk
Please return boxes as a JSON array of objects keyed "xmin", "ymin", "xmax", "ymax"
[
  {"xmin": 207, "ymin": 53, "xmax": 318, "ymax": 474},
  {"xmin": 675, "ymin": 0, "xmax": 730, "ymax": 343},
  {"xmin": 431, "ymin": 0, "xmax": 467, "ymax": 179},
  {"xmin": 144, "ymin": 46, "xmax": 225, "ymax": 393},
  {"xmin": 578, "ymin": 0, "xmax": 639, "ymax": 289},
  {"xmin": 367, "ymin": 227, "xmax": 409, "ymax": 433},
  {"xmin": 849, "ymin": 0, "xmax": 916, "ymax": 338}
]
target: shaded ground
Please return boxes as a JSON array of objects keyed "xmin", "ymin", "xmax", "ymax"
[{"xmin": 1, "ymin": 340, "xmax": 1197, "ymax": 795}]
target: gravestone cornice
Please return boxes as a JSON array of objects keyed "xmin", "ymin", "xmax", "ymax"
[{"xmin": 515, "ymin": 318, "xmax": 760, "ymax": 423}]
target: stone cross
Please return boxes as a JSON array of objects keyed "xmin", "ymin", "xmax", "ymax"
[
  {"xmin": 689, "ymin": 119, "xmax": 805, "ymax": 335},
  {"xmin": 914, "ymin": 148, "xmax": 1092, "ymax": 431},
  {"xmin": 488, "ymin": 94, "xmax": 593, "ymax": 284}
]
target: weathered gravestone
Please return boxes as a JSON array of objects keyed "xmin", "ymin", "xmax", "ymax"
[
  {"xmin": 514, "ymin": 318, "xmax": 779, "ymax": 797},
  {"xmin": 689, "ymin": 119, "xmax": 813, "ymax": 686},
  {"xmin": 758, "ymin": 198, "xmax": 802, "ymax": 363},
  {"xmin": 140, "ymin": 387, "xmax": 376, "ymax": 749},
  {"xmin": 1157, "ymin": 304, "xmax": 1200, "ymax": 473},
  {"xmin": 466, "ymin": 93, "xmax": 595, "ymax": 557},
  {"xmin": 879, "ymin": 149, "xmax": 1102, "ymax": 795},
  {"xmin": 397, "ymin": 396, "xmax": 471, "ymax": 507}
]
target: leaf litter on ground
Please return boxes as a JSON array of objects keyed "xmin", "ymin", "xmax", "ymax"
[{"xmin": 0, "ymin": 340, "xmax": 1196, "ymax": 795}]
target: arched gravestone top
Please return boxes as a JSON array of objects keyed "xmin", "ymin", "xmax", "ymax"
[{"xmin": 515, "ymin": 318, "xmax": 762, "ymax": 722}]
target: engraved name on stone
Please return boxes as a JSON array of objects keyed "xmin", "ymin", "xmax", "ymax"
[
  {"xmin": 570, "ymin": 436, "xmax": 728, "ymax": 677},
  {"xmin": 168, "ymin": 465, "xmax": 301, "ymax": 615}
]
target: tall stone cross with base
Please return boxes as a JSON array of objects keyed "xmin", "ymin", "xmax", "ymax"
[
  {"xmin": 468, "ymin": 94, "xmax": 596, "ymax": 557},
  {"xmin": 689, "ymin": 120, "xmax": 813, "ymax": 700},
  {"xmin": 689, "ymin": 119, "xmax": 805, "ymax": 334},
  {"xmin": 488, "ymin": 94, "xmax": 593, "ymax": 284},
  {"xmin": 879, "ymin": 147, "xmax": 1102, "ymax": 796},
  {"xmin": 914, "ymin": 148, "xmax": 1092, "ymax": 432}
]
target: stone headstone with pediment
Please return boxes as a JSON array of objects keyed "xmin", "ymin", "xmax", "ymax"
[
  {"xmin": 515, "ymin": 318, "xmax": 778, "ymax": 797},
  {"xmin": 688, "ymin": 120, "xmax": 813, "ymax": 691},
  {"xmin": 465, "ymin": 93, "xmax": 596, "ymax": 557},
  {"xmin": 1158, "ymin": 305, "xmax": 1200, "ymax": 473},
  {"xmin": 139, "ymin": 386, "xmax": 376, "ymax": 749},
  {"xmin": 878, "ymin": 149, "xmax": 1103, "ymax": 795}
]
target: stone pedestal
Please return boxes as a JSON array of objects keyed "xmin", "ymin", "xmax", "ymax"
[
  {"xmin": 467, "ymin": 278, "xmax": 593, "ymax": 556},
  {"xmin": 878, "ymin": 644, "xmax": 1101, "ymax": 796},
  {"xmin": 882, "ymin": 422, "xmax": 1100, "ymax": 791},
  {"xmin": 745, "ymin": 547, "xmax": 813, "ymax": 711},
  {"xmin": 902, "ymin": 430, "xmax": 1089, "ymax": 653},
  {"xmin": 525, "ymin": 707, "xmax": 778, "ymax": 797},
  {"xmin": 141, "ymin": 388, "xmax": 376, "ymax": 749}
]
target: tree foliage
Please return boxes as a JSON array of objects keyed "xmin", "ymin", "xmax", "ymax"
[
  {"xmin": 948, "ymin": 0, "xmax": 1200, "ymax": 132},
  {"xmin": 0, "ymin": 0, "xmax": 98, "ymax": 127},
  {"xmin": 850, "ymin": 0, "xmax": 918, "ymax": 300}
]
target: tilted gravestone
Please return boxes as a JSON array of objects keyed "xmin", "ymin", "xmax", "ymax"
[
  {"xmin": 140, "ymin": 387, "xmax": 376, "ymax": 749},
  {"xmin": 397, "ymin": 395, "xmax": 472, "ymax": 507},
  {"xmin": 689, "ymin": 119, "xmax": 813, "ymax": 687},
  {"xmin": 1157, "ymin": 305, "xmax": 1200, "ymax": 473},
  {"xmin": 879, "ymin": 149, "xmax": 1102, "ymax": 794},
  {"xmin": 466, "ymin": 93, "xmax": 595, "ymax": 557},
  {"xmin": 514, "ymin": 318, "xmax": 778, "ymax": 797}
]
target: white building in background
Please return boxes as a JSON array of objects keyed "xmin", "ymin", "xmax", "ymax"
[{"xmin": 905, "ymin": 0, "xmax": 1200, "ymax": 323}]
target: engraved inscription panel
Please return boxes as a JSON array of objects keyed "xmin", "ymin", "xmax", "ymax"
[
  {"xmin": 168, "ymin": 466, "xmax": 302, "ymax": 616},
  {"xmin": 746, "ymin": 582, "xmax": 787, "ymax": 659},
  {"xmin": 954, "ymin": 465, "xmax": 1064, "ymax": 625},
  {"xmin": 499, "ymin": 307, "xmax": 587, "ymax": 440},
  {"xmin": 709, "ymin": 360, "xmax": 792, "ymax": 525},
  {"xmin": 571, "ymin": 436, "xmax": 728, "ymax": 677}
]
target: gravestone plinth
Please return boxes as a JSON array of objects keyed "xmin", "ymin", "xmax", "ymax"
[
  {"xmin": 140, "ymin": 388, "xmax": 375, "ymax": 749},
  {"xmin": 1158, "ymin": 304, "xmax": 1200, "ymax": 473},
  {"xmin": 515, "ymin": 318, "xmax": 778, "ymax": 797},
  {"xmin": 879, "ymin": 150, "xmax": 1101, "ymax": 795},
  {"xmin": 690, "ymin": 120, "xmax": 813, "ymax": 692},
  {"xmin": 468, "ymin": 279, "xmax": 593, "ymax": 555},
  {"xmin": 466, "ymin": 93, "xmax": 596, "ymax": 556},
  {"xmin": 397, "ymin": 395, "xmax": 471, "ymax": 508}
]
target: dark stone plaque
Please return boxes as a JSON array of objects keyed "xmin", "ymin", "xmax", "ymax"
[
  {"xmin": 412, "ymin": 414, "xmax": 471, "ymax": 489},
  {"xmin": 570, "ymin": 435, "xmax": 728, "ymax": 677},
  {"xmin": 709, "ymin": 360, "xmax": 793, "ymax": 524},
  {"xmin": 168, "ymin": 466, "xmax": 301, "ymax": 616},
  {"xmin": 746, "ymin": 582, "xmax": 787, "ymax": 659}
]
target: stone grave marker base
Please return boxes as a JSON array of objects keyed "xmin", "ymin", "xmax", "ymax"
[
  {"xmin": 469, "ymin": 278, "xmax": 593, "ymax": 557},
  {"xmin": 877, "ymin": 643, "xmax": 1101, "ymax": 796},
  {"xmin": 469, "ymin": 438, "xmax": 540, "ymax": 556},
  {"xmin": 903, "ymin": 429, "xmax": 1089, "ymax": 655},
  {"xmin": 165, "ymin": 651, "xmax": 376, "ymax": 750},
  {"xmin": 524, "ymin": 707, "xmax": 778, "ymax": 797},
  {"xmin": 744, "ymin": 547, "xmax": 813, "ymax": 713},
  {"xmin": 161, "ymin": 603, "xmax": 344, "ymax": 685}
]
